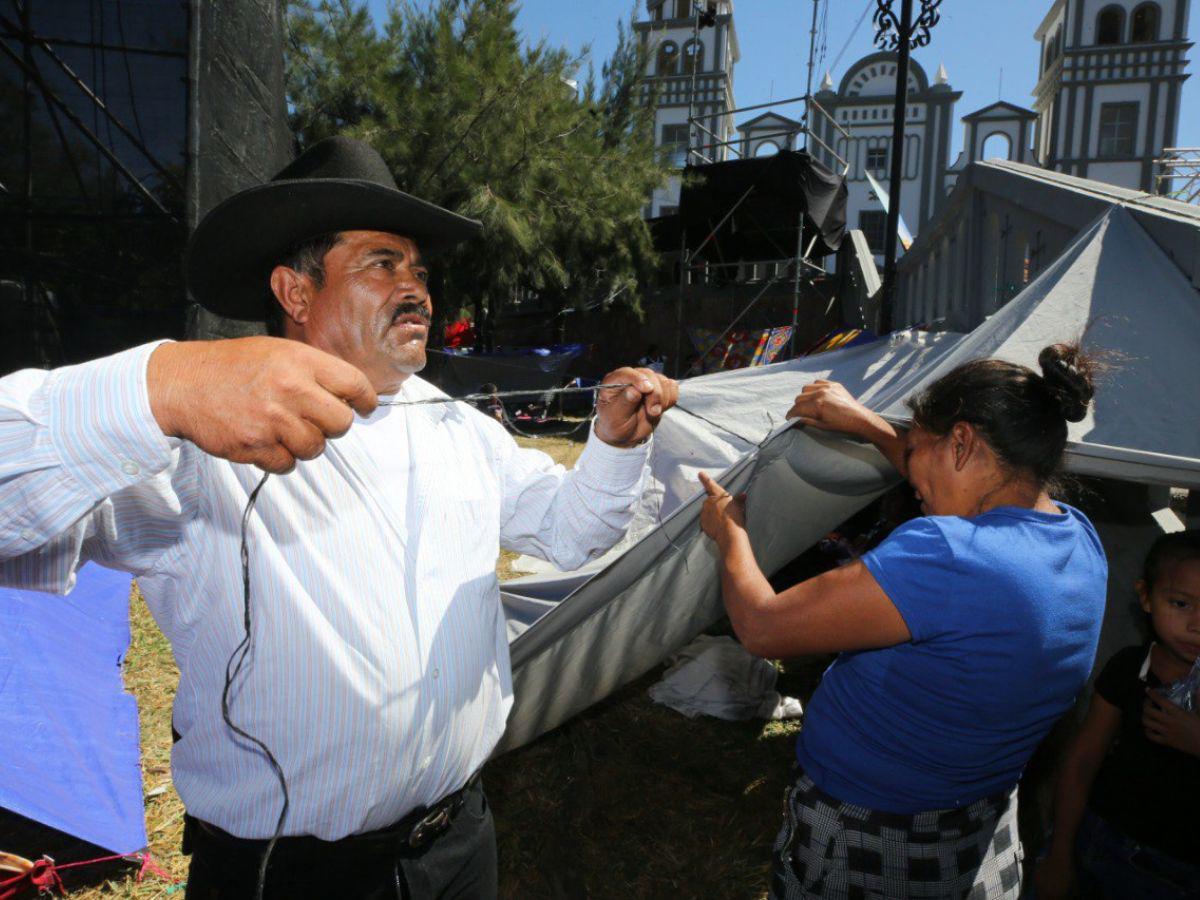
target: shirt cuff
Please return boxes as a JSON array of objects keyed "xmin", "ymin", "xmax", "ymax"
[
  {"xmin": 575, "ymin": 421, "xmax": 652, "ymax": 493},
  {"xmin": 46, "ymin": 340, "xmax": 178, "ymax": 502}
]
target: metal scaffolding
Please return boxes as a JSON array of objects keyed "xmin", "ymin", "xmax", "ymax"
[
  {"xmin": 672, "ymin": 90, "xmax": 849, "ymax": 375},
  {"xmin": 0, "ymin": 0, "xmax": 189, "ymax": 373},
  {"xmin": 1155, "ymin": 148, "xmax": 1200, "ymax": 204}
]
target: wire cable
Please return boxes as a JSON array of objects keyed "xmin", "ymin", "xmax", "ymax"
[
  {"xmin": 829, "ymin": 0, "xmax": 874, "ymax": 77},
  {"xmin": 223, "ymin": 471, "xmax": 288, "ymax": 900}
]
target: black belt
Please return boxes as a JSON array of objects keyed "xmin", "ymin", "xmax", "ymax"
[{"xmin": 185, "ymin": 772, "xmax": 482, "ymax": 860}]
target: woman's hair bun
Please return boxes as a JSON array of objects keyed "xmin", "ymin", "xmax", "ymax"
[{"xmin": 1037, "ymin": 342, "xmax": 1095, "ymax": 423}]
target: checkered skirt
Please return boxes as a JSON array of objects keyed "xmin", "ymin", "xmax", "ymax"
[{"xmin": 769, "ymin": 770, "xmax": 1023, "ymax": 900}]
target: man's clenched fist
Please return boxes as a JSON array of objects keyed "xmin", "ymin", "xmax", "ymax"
[
  {"xmin": 148, "ymin": 337, "xmax": 377, "ymax": 473},
  {"xmin": 593, "ymin": 366, "xmax": 678, "ymax": 448}
]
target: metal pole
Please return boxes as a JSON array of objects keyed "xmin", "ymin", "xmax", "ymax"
[
  {"xmin": 675, "ymin": 2, "xmax": 703, "ymax": 377},
  {"xmin": 686, "ymin": 4, "xmax": 701, "ymax": 162},
  {"xmin": 879, "ymin": 0, "xmax": 912, "ymax": 334},
  {"xmin": 804, "ymin": 0, "xmax": 819, "ymax": 150},
  {"xmin": 673, "ymin": 232, "xmax": 688, "ymax": 378},
  {"xmin": 789, "ymin": 211, "xmax": 805, "ymax": 358}
]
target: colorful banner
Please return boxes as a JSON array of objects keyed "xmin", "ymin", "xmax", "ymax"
[{"xmin": 688, "ymin": 326, "xmax": 794, "ymax": 373}]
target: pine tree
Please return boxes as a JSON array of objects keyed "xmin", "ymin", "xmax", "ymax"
[{"xmin": 286, "ymin": 0, "xmax": 667, "ymax": 340}]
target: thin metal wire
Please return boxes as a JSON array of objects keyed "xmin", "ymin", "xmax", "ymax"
[{"xmin": 377, "ymin": 382, "xmax": 635, "ymax": 407}]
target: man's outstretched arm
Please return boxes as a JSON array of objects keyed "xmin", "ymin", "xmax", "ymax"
[{"xmin": 0, "ymin": 337, "xmax": 375, "ymax": 587}]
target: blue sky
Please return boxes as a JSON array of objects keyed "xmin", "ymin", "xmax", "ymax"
[{"xmin": 365, "ymin": 0, "xmax": 1198, "ymax": 160}]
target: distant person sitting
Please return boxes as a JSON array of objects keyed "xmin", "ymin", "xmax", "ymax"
[
  {"xmin": 477, "ymin": 382, "xmax": 504, "ymax": 423},
  {"xmin": 1036, "ymin": 530, "xmax": 1200, "ymax": 900},
  {"xmin": 638, "ymin": 344, "xmax": 666, "ymax": 374}
]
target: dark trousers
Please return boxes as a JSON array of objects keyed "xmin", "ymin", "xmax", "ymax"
[{"xmin": 184, "ymin": 781, "xmax": 497, "ymax": 900}]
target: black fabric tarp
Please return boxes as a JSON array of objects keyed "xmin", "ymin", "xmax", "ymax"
[
  {"xmin": 186, "ymin": 0, "xmax": 293, "ymax": 340},
  {"xmin": 675, "ymin": 150, "xmax": 847, "ymax": 262}
]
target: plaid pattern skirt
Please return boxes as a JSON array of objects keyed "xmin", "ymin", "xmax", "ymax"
[{"xmin": 769, "ymin": 769, "xmax": 1023, "ymax": 900}]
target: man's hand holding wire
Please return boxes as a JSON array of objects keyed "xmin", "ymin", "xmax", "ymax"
[
  {"xmin": 148, "ymin": 337, "xmax": 377, "ymax": 474},
  {"xmin": 594, "ymin": 367, "xmax": 678, "ymax": 448}
]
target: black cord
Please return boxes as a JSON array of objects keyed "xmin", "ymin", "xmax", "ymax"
[
  {"xmin": 212, "ymin": 396, "xmax": 739, "ymax": 900},
  {"xmin": 221, "ymin": 471, "xmax": 289, "ymax": 900}
]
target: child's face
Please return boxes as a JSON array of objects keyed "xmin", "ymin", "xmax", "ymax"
[{"xmin": 1138, "ymin": 557, "xmax": 1200, "ymax": 667}]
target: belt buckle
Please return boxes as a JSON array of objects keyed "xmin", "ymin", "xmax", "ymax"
[{"xmin": 408, "ymin": 806, "xmax": 451, "ymax": 849}]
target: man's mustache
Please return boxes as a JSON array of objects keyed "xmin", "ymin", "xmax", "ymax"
[{"xmin": 390, "ymin": 302, "xmax": 432, "ymax": 327}]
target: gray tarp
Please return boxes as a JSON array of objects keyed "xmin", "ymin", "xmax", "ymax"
[
  {"xmin": 496, "ymin": 333, "xmax": 962, "ymax": 752},
  {"xmin": 497, "ymin": 203, "xmax": 1200, "ymax": 753}
]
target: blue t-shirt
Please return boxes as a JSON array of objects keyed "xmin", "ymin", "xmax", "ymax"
[{"xmin": 795, "ymin": 503, "xmax": 1107, "ymax": 814}]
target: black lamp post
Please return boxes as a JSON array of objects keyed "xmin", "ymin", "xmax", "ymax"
[{"xmin": 873, "ymin": 0, "xmax": 941, "ymax": 333}]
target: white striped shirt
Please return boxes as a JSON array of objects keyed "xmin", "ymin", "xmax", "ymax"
[{"xmin": 0, "ymin": 342, "xmax": 649, "ymax": 839}]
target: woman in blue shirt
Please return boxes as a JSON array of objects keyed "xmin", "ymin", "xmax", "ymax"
[{"xmin": 699, "ymin": 343, "xmax": 1108, "ymax": 899}]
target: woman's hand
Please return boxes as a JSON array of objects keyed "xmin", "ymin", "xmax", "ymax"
[
  {"xmin": 1143, "ymin": 691, "xmax": 1200, "ymax": 756},
  {"xmin": 698, "ymin": 471, "xmax": 746, "ymax": 543},
  {"xmin": 786, "ymin": 380, "xmax": 876, "ymax": 437},
  {"xmin": 1033, "ymin": 850, "xmax": 1078, "ymax": 900},
  {"xmin": 787, "ymin": 380, "xmax": 910, "ymax": 476}
]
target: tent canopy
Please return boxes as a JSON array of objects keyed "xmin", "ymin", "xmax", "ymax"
[{"xmin": 882, "ymin": 206, "xmax": 1200, "ymax": 488}]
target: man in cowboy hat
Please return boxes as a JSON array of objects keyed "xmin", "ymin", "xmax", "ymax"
[{"xmin": 0, "ymin": 136, "xmax": 677, "ymax": 898}]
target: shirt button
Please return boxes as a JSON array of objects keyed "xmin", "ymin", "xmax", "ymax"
[
  {"xmin": 431, "ymin": 668, "xmax": 440, "ymax": 679},
  {"xmin": 121, "ymin": 460, "xmax": 140, "ymax": 476},
  {"xmin": 21, "ymin": 528, "xmax": 36, "ymax": 542},
  {"xmin": 421, "ymin": 755, "xmax": 433, "ymax": 770}
]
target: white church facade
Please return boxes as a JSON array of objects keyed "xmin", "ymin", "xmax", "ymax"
[
  {"xmin": 807, "ymin": 55, "xmax": 960, "ymax": 258},
  {"xmin": 634, "ymin": 0, "xmax": 1191, "ymax": 246}
]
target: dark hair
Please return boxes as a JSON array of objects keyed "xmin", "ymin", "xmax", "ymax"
[
  {"xmin": 907, "ymin": 342, "xmax": 1097, "ymax": 484},
  {"xmin": 1142, "ymin": 530, "xmax": 1200, "ymax": 589},
  {"xmin": 263, "ymin": 232, "xmax": 343, "ymax": 336}
]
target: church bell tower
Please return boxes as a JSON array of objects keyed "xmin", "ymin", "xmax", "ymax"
[
  {"xmin": 634, "ymin": 0, "xmax": 740, "ymax": 217},
  {"xmin": 1032, "ymin": 0, "xmax": 1191, "ymax": 191}
]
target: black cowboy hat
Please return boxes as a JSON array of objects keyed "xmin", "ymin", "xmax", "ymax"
[{"xmin": 185, "ymin": 136, "xmax": 482, "ymax": 320}]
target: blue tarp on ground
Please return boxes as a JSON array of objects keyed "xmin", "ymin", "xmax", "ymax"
[{"xmin": 0, "ymin": 563, "xmax": 146, "ymax": 854}]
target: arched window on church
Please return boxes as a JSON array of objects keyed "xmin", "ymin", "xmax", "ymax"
[
  {"xmin": 657, "ymin": 41, "xmax": 679, "ymax": 76},
  {"xmin": 1131, "ymin": 3, "xmax": 1160, "ymax": 42},
  {"xmin": 754, "ymin": 140, "xmax": 779, "ymax": 157},
  {"xmin": 682, "ymin": 39, "xmax": 703, "ymax": 75},
  {"xmin": 982, "ymin": 132, "xmax": 1013, "ymax": 161},
  {"xmin": 1096, "ymin": 6, "xmax": 1124, "ymax": 44}
]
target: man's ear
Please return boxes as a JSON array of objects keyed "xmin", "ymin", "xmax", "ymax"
[{"xmin": 269, "ymin": 265, "xmax": 312, "ymax": 326}]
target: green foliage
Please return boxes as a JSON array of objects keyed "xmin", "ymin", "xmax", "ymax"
[{"xmin": 286, "ymin": 0, "xmax": 668, "ymax": 327}]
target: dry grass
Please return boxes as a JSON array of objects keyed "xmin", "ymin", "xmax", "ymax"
[{"xmin": 63, "ymin": 432, "xmax": 811, "ymax": 899}]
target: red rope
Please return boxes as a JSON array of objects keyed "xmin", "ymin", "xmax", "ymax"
[{"xmin": 0, "ymin": 852, "xmax": 174, "ymax": 899}]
